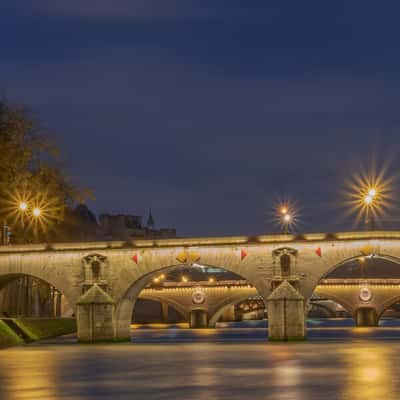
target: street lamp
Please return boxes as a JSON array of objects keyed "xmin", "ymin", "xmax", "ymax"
[
  {"xmin": 345, "ymin": 165, "xmax": 394, "ymax": 230},
  {"xmin": 277, "ymin": 203, "xmax": 295, "ymax": 234},
  {"xmin": 19, "ymin": 202, "xmax": 28, "ymax": 212},
  {"xmin": 18, "ymin": 202, "xmax": 43, "ymax": 243},
  {"xmin": 282, "ymin": 212, "xmax": 292, "ymax": 234},
  {"xmin": 1, "ymin": 202, "xmax": 29, "ymax": 245},
  {"xmin": 362, "ymin": 186, "xmax": 379, "ymax": 230},
  {"xmin": 18, "ymin": 201, "xmax": 29, "ymax": 242}
]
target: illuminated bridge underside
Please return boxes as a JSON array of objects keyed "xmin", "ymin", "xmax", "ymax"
[
  {"xmin": 1, "ymin": 231, "xmax": 400, "ymax": 339},
  {"xmin": 139, "ymin": 279, "xmax": 400, "ymax": 326}
]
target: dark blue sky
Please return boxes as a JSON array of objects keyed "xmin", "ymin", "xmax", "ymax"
[{"xmin": 1, "ymin": 1, "xmax": 400, "ymax": 236}]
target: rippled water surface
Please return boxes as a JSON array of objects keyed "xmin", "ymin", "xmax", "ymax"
[{"xmin": 2, "ymin": 320, "xmax": 400, "ymax": 400}]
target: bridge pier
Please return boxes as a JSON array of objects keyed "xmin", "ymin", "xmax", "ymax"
[
  {"xmin": 189, "ymin": 309, "xmax": 208, "ymax": 328},
  {"xmin": 267, "ymin": 281, "xmax": 305, "ymax": 341},
  {"xmin": 76, "ymin": 285, "xmax": 117, "ymax": 342},
  {"xmin": 161, "ymin": 302, "xmax": 169, "ymax": 323},
  {"xmin": 354, "ymin": 307, "xmax": 378, "ymax": 327}
]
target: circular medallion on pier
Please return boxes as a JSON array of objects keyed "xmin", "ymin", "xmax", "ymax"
[
  {"xmin": 192, "ymin": 289, "xmax": 206, "ymax": 305},
  {"xmin": 359, "ymin": 287, "xmax": 372, "ymax": 302}
]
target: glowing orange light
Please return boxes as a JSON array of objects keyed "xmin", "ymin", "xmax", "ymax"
[
  {"xmin": 364, "ymin": 195, "xmax": 373, "ymax": 205},
  {"xmin": 343, "ymin": 163, "xmax": 394, "ymax": 229},
  {"xmin": 33, "ymin": 208, "xmax": 41, "ymax": 217},
  {"xmin": 273, "ymin": 199, "xmax": 300, "ymax": 234},
  {"xmin": 19, "ymin": 202, "xmax": 28, "ymax": 211}
]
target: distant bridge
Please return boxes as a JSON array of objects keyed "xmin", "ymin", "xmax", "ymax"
[{"xmin": 139, "ymin": 278, "xmax": 400, "ymax": 327}]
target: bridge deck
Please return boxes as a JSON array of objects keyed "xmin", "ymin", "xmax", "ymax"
[{"xmin": 1, "ymin": 231, "xmax": 400, "ymax": 253}]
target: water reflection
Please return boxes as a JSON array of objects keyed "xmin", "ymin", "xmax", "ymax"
[
  {"xmin": 1, "ymin": 321, "xmax": 400, "ymax": 399},
  {"xmin": 0, "ymin": 350, "xmax": 58, "ymax": 400},
  {"xmin": 274, "ymin": 358, "xmax": 304, "ymax": 400},
  {"xmin": 343, "ymin": 347, "xmax": 394, "ymax": 400}
]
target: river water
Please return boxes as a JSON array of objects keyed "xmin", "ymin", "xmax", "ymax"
[{"xmin": 1, "ymin": 319, "xmax": 400, "ymax": 400}]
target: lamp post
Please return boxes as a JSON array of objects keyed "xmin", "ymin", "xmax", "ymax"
[
  {"xmin": 279, "ymin": 206, "xmax": 293, "ymax": 234},
  {"xmin": 363, "ymin": 187, "xmax": 377, "ymax": 230},
  {"xmin": 18, "ymin": 202, "xmax": 28, "ymax": 242},
  {"xmin": 348, "ymin": 167, "xmax": 392, "ymax": 231},
  {"xmin": 17, "ymin": 202, "xmax": 42, "ymax": 314},
  {"xmin": 32, "ymin": 207, "xmax": 42, "ymax": 243},
  {"xmin": 16, "ymin": 202, "xmax": 43, "ymax": 243}
]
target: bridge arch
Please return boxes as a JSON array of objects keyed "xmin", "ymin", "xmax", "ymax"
[
  {"xmin": 0, "ymin": 254, "xmax": 81, "ymax": 312},
  {"xmin": 115, "ymin": 261, "xmax": 267, "ymax": 339},
  {"xmin": 0, "ymin": 273, "xmax": 75, "ymax": 317},
  {"xmin": 376, "ymin": 296, "xmax": 400, "ymax": 321},
  {"xmin": 307, "ymin": 302, "xmax": 337, "ymax": 318},
  {"xmin": 312, "ymin": 289, "xmax": 355, "ymax": 317},
  {"xmin": 305, "ymin": 253, "xmax": 400, "ymax": 327},
  {"xmin": 1, "ymin": 276, "xmax": 75, "ymax": 320},
  {"xmin": 306, "ymin": 253, "xmax": 400, "ymax": 305},
  {"xmin": 300, "ymin": 236, "xmax": 400, "ymax": 301}
]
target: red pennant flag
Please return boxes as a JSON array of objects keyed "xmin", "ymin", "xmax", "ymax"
[
  {"xmin": 241, "ymin": 249, "xmax": 247, "ymax": 261},
  {"xmin": 315, "ymin": 247, "xmax": 322, "ymax": 257},
  {"xmin": 131, "ymin": 253, "xmax": 139, "ymax": 264}
]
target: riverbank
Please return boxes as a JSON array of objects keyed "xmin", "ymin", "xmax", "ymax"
[{"xmin": 0, "ymin": 318, "xmax": 76, "ymax": 348}]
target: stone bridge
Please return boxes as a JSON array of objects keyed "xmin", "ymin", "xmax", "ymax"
[
  {"xmin": 139, "ymin": 279, "xmax": 400, "ymax": 327},
  {"xmin": 1, "ymin": 231, "xmax": 400, "ymax": 341}
]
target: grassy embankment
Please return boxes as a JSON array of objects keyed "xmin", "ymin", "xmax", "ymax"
[
  {"xmin": 0, "ymin": 320, "xmax": 25, "ymax": 347},
  {"xmin": 0, "ymin": 318, "xmax": 76, "ymax": 348}
]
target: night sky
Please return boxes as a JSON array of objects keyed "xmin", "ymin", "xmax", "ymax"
[{"xmin": 1, "ymin": 1, "xmax": 400, "ymax": 236}]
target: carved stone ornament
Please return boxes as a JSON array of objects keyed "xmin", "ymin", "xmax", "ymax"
[{"xmin": 82, "ymin": 254, "xmax": 108, "ymax": 282}]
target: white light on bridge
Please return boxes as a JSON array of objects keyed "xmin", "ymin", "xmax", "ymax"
[
  {"xmin": 283, "ymin": 214, "xmax": 291, "ymax": 222},
  {"xmin": 364, "ymin": 195, "xmax": 373, "ymax": 205},
  {"xmin": 273, "ymin": 198, "xmax": 300, "ymax": 234},
  {"xmin": 19, "ymin": 202, "xmax": 28, "ymax": 211}
]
